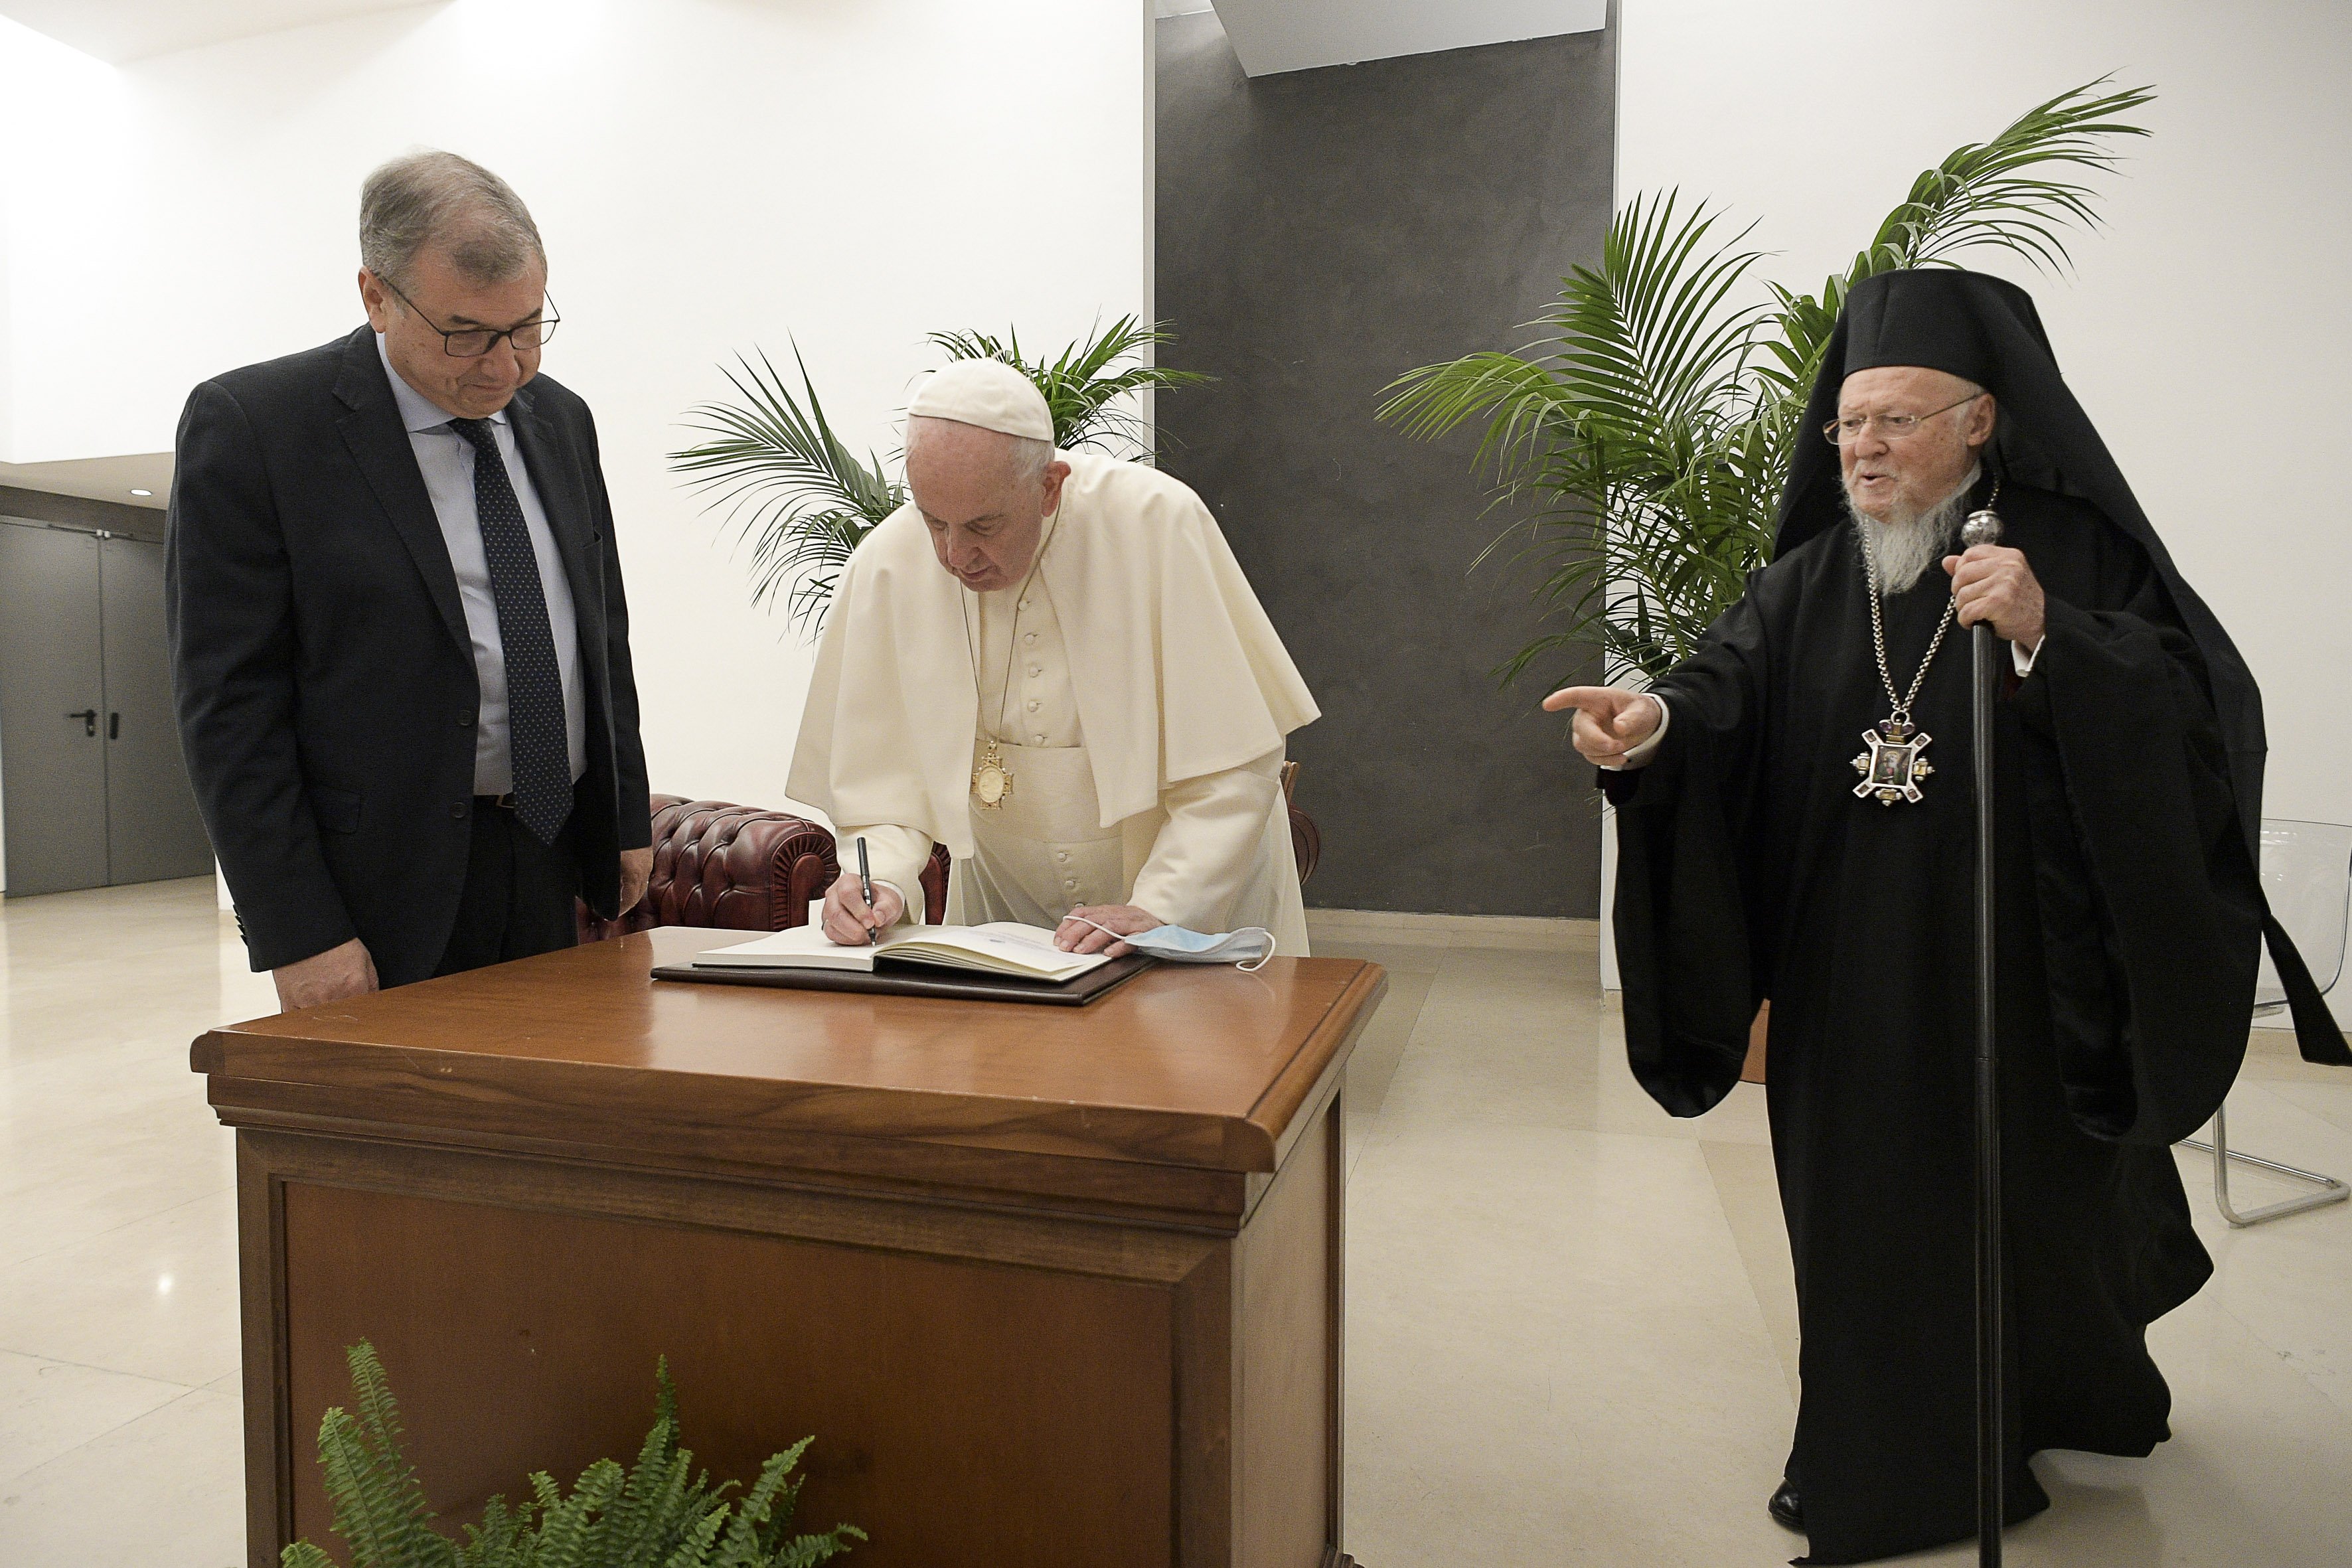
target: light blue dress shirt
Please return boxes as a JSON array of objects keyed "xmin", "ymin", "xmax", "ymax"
[{"xmin": 376, "ymin": 334, "xmax": 587, "ymax": 794}]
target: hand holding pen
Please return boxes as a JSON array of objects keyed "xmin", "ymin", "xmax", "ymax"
[
  {"xmin": 856, "ymin": 836, "xmax": 878, "ymax": 946},
  {"xmin": 820, "ymin": 839, "xmax": 904, "ymax": 945}
]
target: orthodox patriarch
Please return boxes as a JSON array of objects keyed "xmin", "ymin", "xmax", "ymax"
[{"xmin": 1549, "ymin": 268, "xmax": 2344, "ymax": 1563}]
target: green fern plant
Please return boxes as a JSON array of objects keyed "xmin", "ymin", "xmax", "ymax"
[
  {"xmin": 281, "ymin": 1341, "xmax": 864, "ymax": 1568},
  {"xmin": 671, "ymin": 317, "xmax": 1205, "ymax": 633},
  {"xmin": 1377, "ymin": 78, "xmax": 2154, "ymax": 686}
]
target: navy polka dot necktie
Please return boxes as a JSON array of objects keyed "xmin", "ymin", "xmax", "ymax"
[{"xmin": 450, "ymin": 418, "xmax": 571, "ymax": 846}]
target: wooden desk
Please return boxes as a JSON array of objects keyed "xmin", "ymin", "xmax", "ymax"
[{"xmin": 192, "ymin": 928, "xmax": 1385, "ymax": 1567}]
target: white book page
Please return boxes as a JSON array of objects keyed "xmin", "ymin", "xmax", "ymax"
[
  {"xmin": 694, "ymin": 925, "xmax": 882, "ymax": 969},
  {"xmin": 882, "ymin": 923, "xmax": 1109, "ymax": 979},
  {"xmin": 694, "ymin": 922, "xmax": 1105, "ymax": 979}
]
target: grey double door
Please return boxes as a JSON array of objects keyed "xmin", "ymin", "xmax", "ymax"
[{"xmin": 0, "ymin": 520, "xmax": 214, "ymax": 896}]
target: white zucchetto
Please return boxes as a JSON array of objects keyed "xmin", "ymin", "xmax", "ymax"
[{"xmin": 907, "ymin": 358, "xmax": 1055, "ymax": 442}]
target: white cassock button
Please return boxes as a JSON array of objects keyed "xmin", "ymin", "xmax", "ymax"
[
  {"xmin": 1064, "ymin": 879, "xmax": 1077, "ymax": 892},
  {"xmin": 1026, "ymin": 699, "xmax": 1040, "ymax": 712},
  {"xmin": 1024, "ymin": 633, "xmax": 1037, "ymax": 645},
  {"xmin": 1028, "ymin": 665, "xmax": 1041, "ymax": 677},
  {"xmin": 1019, "ymin": 597, "xmax": 1030, "ymax": 611},
  {"xmin": 1032, "ymin": 735, "xmax": 1046, "ymax": 744},
  {"xmin": 1056, "ymin": 851, "xmax": 1069, "ymax": 864}
]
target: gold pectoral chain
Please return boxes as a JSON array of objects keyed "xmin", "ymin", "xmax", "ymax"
[{"xmin": 960, "ymin": 510, "xmax": 1060, "ymax": 810}]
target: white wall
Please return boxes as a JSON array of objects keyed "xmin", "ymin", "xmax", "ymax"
[
  {"xmin": 1604, "ymin": 0, "xmax": 2352, "ymax": 994},
  {"xmin": 2, "ymin": 0, "xmax": 1151, "ymax": 822}
]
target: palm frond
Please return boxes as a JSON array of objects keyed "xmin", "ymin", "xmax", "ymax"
[
  {"xmin": 1381, "ymin": 191, "xmax": 1783, "ymax": 678},
  {"xmin": 931, "ymin": 315, "xmax": 1209, "ymax": 459},
  {"xmin": 1766, "ymin": 79, "xmax": 2155, "ymax": 398},
  {"xmin": 1382, "ymin": 193, "xmax": 1770, "ymax": 471},
  {"xmin": 677, "ymin": 317, "xmax": 1211, "ymax": 633},
  {"xmin": 1382, "ymin": 78, "xmax": 2152, "ymax": 686},
  {"xmin": 1870, "ymin": 78, "xmax": 2154, "ymax": 275},
  {"xmin": 668, "ymin": 345, "xmax": 904, "ymax": 633}
]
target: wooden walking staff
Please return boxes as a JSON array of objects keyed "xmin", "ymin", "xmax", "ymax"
[{"xmin": 1960, "ymin": 503, "xmax": 2006, "ymax": 1565}]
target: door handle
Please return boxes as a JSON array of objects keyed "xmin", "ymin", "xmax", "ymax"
[
  {"xmin": 109, "ymin": 712, "xmax": 121, "ymax": 740},
  {"xmin": 66, "ymin": 709, "xmax": 97, "ymax": 736}
]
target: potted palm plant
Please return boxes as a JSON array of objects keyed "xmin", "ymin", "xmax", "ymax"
[
  {"xmin": 1381, "ymin": 80, "xmax": 2156, "ymax": 1074},
  {"xmin": 669, "ymin": 318, "xmax": 1205, "ymax": 631},
  {"xmin": 1377, "ymin": 78, "xmax": 2154, "ymax": 689}
]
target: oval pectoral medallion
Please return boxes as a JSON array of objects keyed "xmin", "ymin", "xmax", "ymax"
[{"xmin": 972, "ymin": 741, "xmax": 1013, "ymax": 809}]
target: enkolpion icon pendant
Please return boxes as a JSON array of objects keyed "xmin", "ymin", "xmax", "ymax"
[
  {"xmin": 972, "ymin": 740, "xmax": 1013, "ymax": 809},
  {"xmin": 1853, "ymin": 718, "xmax": 1934, "ymax": 805}
]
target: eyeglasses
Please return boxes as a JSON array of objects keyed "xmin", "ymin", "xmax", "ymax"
[
  {"xmin": 377, "ymin": 272, "xmax": 560, "ymax": 358},
  {"xmin": 1822, "ymin": 392, "xmax": 1982, "ymax": 447}
]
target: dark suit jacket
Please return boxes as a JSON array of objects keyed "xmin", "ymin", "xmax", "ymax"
[{"xmin": 167, "ymin": 326, "xmax": 651, "ymax": 986}]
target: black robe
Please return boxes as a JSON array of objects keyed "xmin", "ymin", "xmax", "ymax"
[{"xmin": 1605, "ymin": 479, "xmax": 2261, "ymax": 1564}]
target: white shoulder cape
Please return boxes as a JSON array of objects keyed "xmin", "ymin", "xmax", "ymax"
[{"xmin": 787, "ymin": 450, "xmax": 1318, "ymax": 858}]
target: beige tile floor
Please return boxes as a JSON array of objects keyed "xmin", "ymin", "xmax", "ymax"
[{"xmin": 1, "ymin": 880, "xmax": 2347, "ymax": 1565}]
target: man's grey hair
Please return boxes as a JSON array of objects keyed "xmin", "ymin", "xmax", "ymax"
[
  {"xmin": 903, "ymin": 414, "xmax": 1055, "ymax": 486},
  {"xmin": 360, "ymin": 150, "xmax": 545, "ymax": 290}
]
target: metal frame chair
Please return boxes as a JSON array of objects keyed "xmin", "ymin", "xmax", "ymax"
[
  {"xmin": 2176, "ymin": 819, "xmax": 2351, "ymax": 1227},
  {"xmin": 2177, "ymin": 1103, "xmax": 2347, "ymax": 1226}
]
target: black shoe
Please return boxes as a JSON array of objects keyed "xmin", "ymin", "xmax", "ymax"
[{"xmin": 1767, "ymin": 1478, "xmax": 1804, "ymax": 1532}]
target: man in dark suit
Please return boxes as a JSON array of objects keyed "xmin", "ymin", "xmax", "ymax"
[{"xmin": 168, "ymin": 151, "xmax": 651, "ymax": 1010}]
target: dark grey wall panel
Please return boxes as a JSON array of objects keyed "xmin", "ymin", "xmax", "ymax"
[{"xmin": 1154, "ymin": 17, "xmax": 1612, "ymax": 916}]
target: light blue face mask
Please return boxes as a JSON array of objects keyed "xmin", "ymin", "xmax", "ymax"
[{"xmin": 1067, "ymin": 918, "xmax": 1275, "ymax": 971}]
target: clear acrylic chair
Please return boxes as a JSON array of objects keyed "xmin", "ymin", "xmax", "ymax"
[{"xmin": 2175, "ymin": 819, "xmax": 2351, "ymax": 1226}]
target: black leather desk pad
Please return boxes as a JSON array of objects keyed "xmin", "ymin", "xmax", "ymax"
[{"xmin": 651, "ymin": 951, "xmax": 1156, "ymax": 1006}]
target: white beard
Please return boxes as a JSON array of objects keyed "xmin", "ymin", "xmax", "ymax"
[{"xmin": 1845, "ymin": 469, "xmax": 1978, "ymax": 595}]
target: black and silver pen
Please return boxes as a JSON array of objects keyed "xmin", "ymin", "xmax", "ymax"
[{"xmin": 855, "ymin": 835, "xmax": 877, "ymax": 945}]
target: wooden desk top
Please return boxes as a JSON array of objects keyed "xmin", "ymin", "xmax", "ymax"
[{"xmin": 194, "ymin": 929, "xmax": 1386, "ymax": 1179}]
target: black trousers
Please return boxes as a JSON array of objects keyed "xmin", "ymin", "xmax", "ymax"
[{"xmin": 433, "ymin": 796, "xmax": 580, "ymax": 978}]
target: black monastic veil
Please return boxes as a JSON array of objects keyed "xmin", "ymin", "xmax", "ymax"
[{"xmin": 1603, "ymin": 268, "xmax": 2343, "ymax": 1563}]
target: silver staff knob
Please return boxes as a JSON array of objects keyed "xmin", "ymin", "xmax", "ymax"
[{"xmin": 1960, "ymin": 509, "xmax": 2005, "ymax": 549}]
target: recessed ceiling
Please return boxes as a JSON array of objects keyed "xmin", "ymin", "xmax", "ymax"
[
  {"xmin": 0, "ymin": 0, "xmax": 431, "ymax": 63},
  {"xmin": 0, "ymin": 454, "xmax": 173, "ymax": 509},
  {"xmin": 1206, "ymin": 0, "xmax": 1607, "ymax": 76}
]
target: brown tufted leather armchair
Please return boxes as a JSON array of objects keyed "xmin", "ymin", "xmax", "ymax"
[
  {"xmin": 582, "ymin": 777, "xmax": 1320, "ymax": 946},
  {"xmin": 578, "ymin": 795, "xmax": 950, "ymax": 945},
  {"xmin": 1282, "ymin": 761, "xmax": 1320, "ymax": 885}
]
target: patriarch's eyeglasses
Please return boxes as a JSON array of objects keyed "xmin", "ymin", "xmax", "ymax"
[{"xmin": 1822, "ymin": 392, "xmax": 1982, "ymax": 447}]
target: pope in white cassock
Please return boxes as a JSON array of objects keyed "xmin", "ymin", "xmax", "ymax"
[{"xmin": 788, "ymin": 358, "xmax": 1319, "ymax": 958}]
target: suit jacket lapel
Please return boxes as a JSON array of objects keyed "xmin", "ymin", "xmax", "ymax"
[
  {"xmin": 331, "ymin": 327, "xmax": 471, "ymax": 657},
  {"xmin": 505, "ymin": 384, "xmax": 605, "ymax": 659}
]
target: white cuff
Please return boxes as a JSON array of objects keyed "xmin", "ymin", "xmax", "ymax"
[
  {"xmin": 2012, "ymin": 635, "xmax": 2045, "ymax": 677},
  {"xmin": 1598, "ymin": 694, "xmax": 1670, "ymax": 771}
]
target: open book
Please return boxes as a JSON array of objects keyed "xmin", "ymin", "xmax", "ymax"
[{"xmin": 692, "ymin": 921, "xmax": 1112, "ymax": 984}]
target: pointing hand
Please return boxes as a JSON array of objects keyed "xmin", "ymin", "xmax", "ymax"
[{"xmin": 1543, "ymin": 686, "xmax": 1665, "ymax": 768}]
